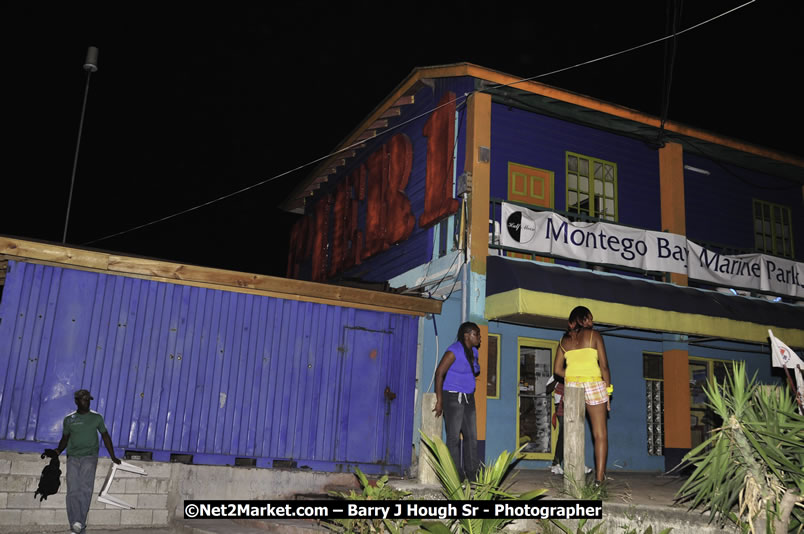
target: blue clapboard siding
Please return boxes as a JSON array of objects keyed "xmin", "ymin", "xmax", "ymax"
[
  {"xmin": 684, "ymin": 151, "xmax": 804, "ymax": 257},
  {"xmin": 489, "ymin": 103, "xmax": 662, "ymax": 230},
  {"xmin": 0, "ymin": 260, "xmax": 419, "ymax": 474},
  {"xmin": 483, "ymin": 321, "xmax": 775, "ymax": 472}
]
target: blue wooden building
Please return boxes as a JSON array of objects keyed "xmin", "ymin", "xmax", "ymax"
[{"xmin": 282, "ymin": 63, "xmax": 804, "ymax": 473}]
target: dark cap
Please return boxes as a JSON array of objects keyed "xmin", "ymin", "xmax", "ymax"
[{"xmin": 74, "ymin": 389, "xmax": 94, "ymax": 400}]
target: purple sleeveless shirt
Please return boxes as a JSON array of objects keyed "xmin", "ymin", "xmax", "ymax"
[{"xmin": 442, "ymin": 340, "xmax": 479, "ymax": 393}]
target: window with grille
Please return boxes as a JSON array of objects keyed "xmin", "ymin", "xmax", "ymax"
[
  {"xmin": 643, "ymin": 353, "xmax": 664, "ymax": 456},
  {"xmin": 753, "ymin": 200, "xmax": 794, "ymax": 258},
  {"xmin": 566, "ymin": 152, "xmax": 617, "ymax": 221}
]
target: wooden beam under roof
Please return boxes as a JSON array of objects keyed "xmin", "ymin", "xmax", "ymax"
[
  {"xmin": 380, "ymin": 107, "xmax": 401, "ymax": 119},
  {"xmin": 292, "ymin": 190, "xmax": 315, "ymax": 203},
  {"xmin": 334, "ymin": 149, "xmax": 358, "ymax": 159},
  {"xmin": 0, "ymin": 236, "xmax": 443, "ymax": 316},
  {"xmin": 285, "ymin": 198, "xmax": 305, "ymax": 213},
  {"xmin": 279, "ymin": 90, "xmax": 418, "ymax": 211},
  {"xmin": 355, "ymin": 130, "xmax": 376, "ymax": 142}
]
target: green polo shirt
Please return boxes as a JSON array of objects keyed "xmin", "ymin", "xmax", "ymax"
[{"xmin": 62, "ymin": 410, "xmax": 107, "ymax": 457}]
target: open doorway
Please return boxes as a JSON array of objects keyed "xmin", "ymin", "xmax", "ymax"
[{"xmin": 516, "ymin": 338, "xmax": 558, "ymax": 460}]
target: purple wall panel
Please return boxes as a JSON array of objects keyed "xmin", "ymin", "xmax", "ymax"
[
  {"xmin": 684, "ymin": 151, "xmax": 804, "ymax": 256},
  {"xmin": 490, "ymin": 103, "xmax": 662, "ymax": 230},
  {"xmin": 0, "ymin": 261, "xmax": 419, "ymax": 474}
]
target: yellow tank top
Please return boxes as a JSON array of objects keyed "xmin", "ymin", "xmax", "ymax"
[
  {"xmin": 562, "ymin": 330, "xmax": 601, "ymax": 381},
  {"xmin": 564, "ymin": 347, "xmax": 601, "ymax": 380}
]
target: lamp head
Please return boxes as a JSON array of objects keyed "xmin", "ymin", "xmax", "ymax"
[{"xmin": 83, "ymin": 46, "xmax": 99, "ymax": 72}]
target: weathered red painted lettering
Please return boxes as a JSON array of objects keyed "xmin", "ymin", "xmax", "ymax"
[{"xmin": 419, "ymin": 92, "xmax": 459, "ymax": 229}]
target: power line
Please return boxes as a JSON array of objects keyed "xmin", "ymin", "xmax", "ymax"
[
  {"xmin": 484, "ymin": 0, "xmax": 755, "ymax": 91},
  {"xmin": 656, "ymin": 0, "xmax": 684, "ymax": 146},
  {"xmin": 83, "ymin": 0, "xmax": 756, "ymax": 245},
  {"xmin": 83, "ymin": 150, "xmax": 349, "ymax": 245},
  {"xmin": 84, "ymin": 95, "xmax": 469, "ymax": 245}
]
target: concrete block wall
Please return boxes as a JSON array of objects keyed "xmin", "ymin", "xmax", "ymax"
[
  {"xmin": 1, "ymin": 450, "xmax": 359, "ymax": 533},
  {"xmin": 0, "ymin": 452, "xmax": 170, "ymax": 533},
  {"xmin": 167, "ymin": 462, "xmax": 359, "ymax": 520}
]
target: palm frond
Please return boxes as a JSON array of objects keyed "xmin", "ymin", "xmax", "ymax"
[
  {"xmin": 420, "ymin": 431, "xmax": 548, "ymax": 533},
  {"xmin": 676, "ymin": 361, "xmax": 804, "ymax": 533},
  {"xmin": 420, "ymin": 431, "xmax": 467, "ymax": 500}
]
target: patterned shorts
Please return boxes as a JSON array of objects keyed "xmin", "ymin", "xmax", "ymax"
[{"xmin": 566, "ymin": 380, "xmax": 608, "ymax": 406}]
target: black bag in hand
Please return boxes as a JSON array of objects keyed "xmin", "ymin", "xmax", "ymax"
[{"xmin": 35, "ymin": 449, "xmax": 61, "ymax": 501}]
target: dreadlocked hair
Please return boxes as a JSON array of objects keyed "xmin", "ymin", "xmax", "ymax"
[{"xmin": 457, "ymin": 322, "xmax": 481, "ymax": 377}]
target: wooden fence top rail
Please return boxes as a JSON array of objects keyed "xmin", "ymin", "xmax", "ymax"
[{"xmin": 0, "ymin": 236, "xmax": 442, "ymax": 316}]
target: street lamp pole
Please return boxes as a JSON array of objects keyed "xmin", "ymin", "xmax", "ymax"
[{"xmin": 62, "ymin": 46, "xmax": 99, "ymax": 244}]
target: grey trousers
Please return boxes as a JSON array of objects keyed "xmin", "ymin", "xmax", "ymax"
[
  {"xmin": 443, "ymin": 391, "xmax": 479, "ymax": 481},
  {"xmin": 66, "ymin": 455, "xmax": 98, "ymax": 533}
]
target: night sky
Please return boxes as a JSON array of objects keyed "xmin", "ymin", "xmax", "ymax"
[{"xmin": 3, "ymin": 2, "xmax": 802, "ymax": 278}]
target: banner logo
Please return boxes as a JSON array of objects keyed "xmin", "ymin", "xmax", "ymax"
[{"xmin": 506, "ymin": 211, "xmax": 536, "ymax": 244}]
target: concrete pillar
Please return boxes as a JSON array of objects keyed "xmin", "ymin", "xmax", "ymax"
[{"xmin": 419, "ymin": 392, "xmax": 441, "ymax": 485}]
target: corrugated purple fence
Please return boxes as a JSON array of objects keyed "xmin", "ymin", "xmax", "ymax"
[{"xmin": 0, "ymin": 260, "xmax": 419, "ymax": 474}]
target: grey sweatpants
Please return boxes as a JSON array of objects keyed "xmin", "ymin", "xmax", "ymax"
[{"xmin": 66, "ymin": 455, "xmax": 98, "ymax": 533}]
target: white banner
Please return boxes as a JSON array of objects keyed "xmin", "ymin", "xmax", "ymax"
[{"xmin": 500, "ymin": 203, "xmax": 804, "ymax": 298}]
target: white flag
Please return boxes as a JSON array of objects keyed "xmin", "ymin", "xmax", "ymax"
[
  {"xmin": 768, "ymin": 330, "xmax": 804, "ymax": 414},
  {"xmin": 768, "ymin": 330, "xmax": 804, "ymax": 369}
]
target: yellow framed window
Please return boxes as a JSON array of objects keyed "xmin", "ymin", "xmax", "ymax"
[
  {"xmin": 753, "ymin": 199, "xmax": 794, "ymax": 258},
  {"xmin": 566, "ymin": 152, "xmax": 617, "ymax": 221}
]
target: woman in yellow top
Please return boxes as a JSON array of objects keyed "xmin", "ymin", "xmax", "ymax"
[{"xmin": 553, "ymin": 306, "xmax": 611, "ymax": 485}]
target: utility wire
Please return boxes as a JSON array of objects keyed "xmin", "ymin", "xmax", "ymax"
[
  {"xmin": 484, "ymin": 0, "xmax": 755, "ymax": 92},
  {"xmin": 656, "ymin": 0, "xmax": 683, "ymax": 146},
  {"xmin": 84, "ymin": 96, "xmax": 469, "ymax": 245},
  {"xmin": 83, "ymin": 0, "xmax": 756, "ymax": 245}
]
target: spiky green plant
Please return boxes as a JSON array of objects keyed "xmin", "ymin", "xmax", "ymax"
[
  {"xmin": 676, "ymin": 362, "xmax": 804, "ymax": 533},
  {"xmin": 545, "ymin": 517, "xmax": 607, "ymax": 534},
  {"xmin": 559, "ymin": 472, "xmax": 609, "ymax": 501},
  {"xmin": 323, "ymin": 467, "xmax": 418, "ymax": 533},
  {"xmin": 418, "ymin": 431, "xmax": 547, "ymax": 533}
]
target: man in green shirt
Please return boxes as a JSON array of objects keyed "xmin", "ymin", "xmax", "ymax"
[{"xmin": 46, "ymin": 389, "xmax": 120, "ymax": 534}]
